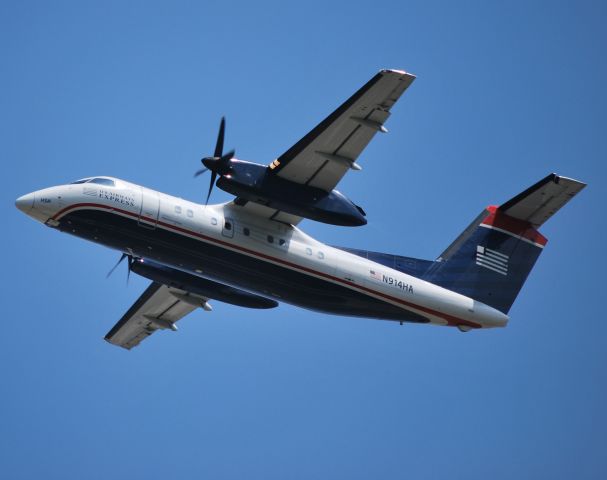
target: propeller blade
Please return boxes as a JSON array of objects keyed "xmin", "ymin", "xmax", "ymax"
[
  {"xmin": 205, "ymin": 171, "xmax": 217, "ymax": 206},
  {"xmin": 127, "ymin": 256, "xmax": 133, "ymax": 284},
  {"xmin": 196, "ymin": 117, "xmax": 231, "ymax": 204},
  {"xmin": 220, "ymin": 149, "xmax": 235, "ymax": 163},
  {"xmin": 214, "ymin": 117, "xmax": 225, "ymax": 158},
  {"xmin": 106, "ymin": 253, "xmax": 127, "ymax": 278}
]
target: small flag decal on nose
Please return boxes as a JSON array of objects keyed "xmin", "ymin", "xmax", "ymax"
[{"xmin": 476, "ymin": 246, "xmax": 508, "ymax": 275}]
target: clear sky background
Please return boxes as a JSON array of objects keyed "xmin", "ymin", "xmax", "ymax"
[{"xmin": 2, "ymin": 1, "xmax": 606, "ymax": 478}]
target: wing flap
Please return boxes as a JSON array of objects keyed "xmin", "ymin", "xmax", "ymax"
[
  {"xmin": 104, "ymin": 282, "xmax": 208, "ymax": 350},
  {"xmin": 499, "ymin": 173, "xmax": 586, "ymax": 227}
]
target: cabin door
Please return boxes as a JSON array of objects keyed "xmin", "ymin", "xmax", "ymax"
[{"xmin": 138, "ymin": 187, "xmax": 160, "ymax": 229}]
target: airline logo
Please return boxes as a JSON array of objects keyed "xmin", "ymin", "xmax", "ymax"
[{"xmin": 476, "ymin": 245, "xmax": 508, "ymax": 275}]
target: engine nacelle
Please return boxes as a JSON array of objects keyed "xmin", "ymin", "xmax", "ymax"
[
  {"xmin": 216, "ymin": 160, "xmax": 366, "ymax": 226},
  {"xmin": 131, "ymin": 259, "xmax": 278, "ymax": 309}
]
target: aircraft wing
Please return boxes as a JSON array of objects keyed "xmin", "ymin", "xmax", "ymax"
[
  {"xmin": 268, "ymin": 69, "xmax": 415, "ymax": 191},
  {"xmin": 104, "ymin": 282, "xmax": 210, "ymax": 350},
  {"xmin": 227, "ymin": 69, "xmax": 415, "ymax": 224}
]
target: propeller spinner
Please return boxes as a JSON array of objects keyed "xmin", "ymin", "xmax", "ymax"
[{"xmin": 194, "ymin": 117, "xmax": 235, "ymax": 205}]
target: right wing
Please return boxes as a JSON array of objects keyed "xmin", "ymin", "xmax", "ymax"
[{"xmin": 104, "ymin": 282, "xmax": 210, "ymax": 350}]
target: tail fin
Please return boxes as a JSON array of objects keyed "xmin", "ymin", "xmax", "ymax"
[{"xmin": 424, "ymin": 174, "xmax": 585, "ymax": 313}]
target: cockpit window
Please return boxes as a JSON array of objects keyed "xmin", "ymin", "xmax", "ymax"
[
  {"xmin": 88, "ymin": 178, "xmax": 115, "ymax": 186},
  {"xmin": 70, "ymin": 178, "xmax": 92, "ymax": 184},
  {"xmin": 70, "ymin": 177, "xmax": 115, "ymax": 187}
]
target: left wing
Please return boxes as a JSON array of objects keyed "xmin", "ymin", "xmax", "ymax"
[
  {"xmin": 228, "ymin": 69, "xmax": 415, "ymax": 224},
  {"xmin": 269, "ymin": 69, "xmax": 415, "ymax": 192},
  {"xmin": 104, "ymin": 282, "xmax": 210, "ymax": 350}
]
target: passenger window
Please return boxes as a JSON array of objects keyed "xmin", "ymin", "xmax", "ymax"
[
  {"xmin": 279, "ymin": 239, "xmax": 286, "ymax": 246},
  {"xmin": 267, "ymin": 235, "xmax": 274, "ymax": 243},
  {"xmin": 317, "ymin": 252, "xmax": 325, "ymax": 260},
  {"xmin": 225, "ymin": 221, "xmax": 232, "ymax": 231},
  {"xmin": 175, "ymin": 205, "xmax": 182, "ymax": 214},
  {"xmin": 211, "ymin": 218, "xmax": 218, "ymax": 225},
  {"xmin": 243, "ymin": 227, "xmax": 250, "ymax": 236},
  {"xmin": 187, "ymin": 209, "xmax": 193, "ymax": 218},
  {"xmin": 305, "ymin": 247, "xmax": 312, "ymax": 255}
]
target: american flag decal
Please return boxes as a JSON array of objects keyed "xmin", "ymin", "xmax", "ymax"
[
  {"xmin": 369, "ymin": 269, "xmax": 382, "ymax": 280},
  {"xmin": 476, "ymin": 246, "xmax": 508, "ymax": 276},
  {"xmin": 83, "ymin": 187, "xmax": 98, "ymax": 197}
]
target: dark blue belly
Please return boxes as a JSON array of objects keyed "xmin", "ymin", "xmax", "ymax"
[{"xmin": 57, "ymin": 209, "xmax": 428, "ymax": 324}]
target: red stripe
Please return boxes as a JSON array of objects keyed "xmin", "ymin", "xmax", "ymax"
[
  {"xmin": 482, "ymin": 206, "xmax": 547, "ymax": 246},
  {"xmin": 53, "ymin": 203, "xmax": 482, "ymax": 329}
]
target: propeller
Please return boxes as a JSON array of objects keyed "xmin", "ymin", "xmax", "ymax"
[
  {"xmin": 194, "ymin": 117, "xmax": 235, "ymax": 205},
  {"xmin": 106, "ymin": 253, "xmax": 134, "ymax": 283}
]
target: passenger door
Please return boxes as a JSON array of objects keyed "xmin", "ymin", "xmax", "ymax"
[{"xmin": 138, "ymin": 187, "xmax": 160, "ymax": 229}]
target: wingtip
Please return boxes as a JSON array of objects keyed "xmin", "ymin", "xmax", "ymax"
[
  {"xmin": 381, "ymin": 68, "xmax": 416, "ymax": 78},
  {"xmin": 553, "ymin": 173, "xmax": 587, "ymax": 188}
]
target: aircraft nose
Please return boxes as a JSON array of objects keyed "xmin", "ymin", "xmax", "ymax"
[{"xmin": 15, "ymin": 192, "xmax": 35, "ymax": 213}]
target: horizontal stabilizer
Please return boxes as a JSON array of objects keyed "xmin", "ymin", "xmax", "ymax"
[{"xmin": 498, "ymin": 173, "xmax": 586, "ymax": 227}]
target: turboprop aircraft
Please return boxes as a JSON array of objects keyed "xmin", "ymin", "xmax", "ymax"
[{"xmin": 15, "ymin": 69, "xmax": 585, "ymax": 349}]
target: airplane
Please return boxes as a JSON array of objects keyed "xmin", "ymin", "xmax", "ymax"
[{"xmin": 15, "ymin": 69, "xmax": 586, "ymax": 350}]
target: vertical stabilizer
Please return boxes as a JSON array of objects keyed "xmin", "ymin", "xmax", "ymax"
[{"xmin": 424, "ymin": 174, "xmax": 585, "ymax": 313}]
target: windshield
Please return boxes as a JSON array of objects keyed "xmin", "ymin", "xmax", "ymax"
[
  {"xmin": 88, "ymin": 178, "xmax": 115, "ymax": 186},
  {"xmin": 70, "ymin": 177, "xmax": 116, "ymax": 187}
]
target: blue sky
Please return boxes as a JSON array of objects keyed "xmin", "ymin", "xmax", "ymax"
[{"xmin": 2, "ymin": 1, "xmax": 606, "ymax": 478}]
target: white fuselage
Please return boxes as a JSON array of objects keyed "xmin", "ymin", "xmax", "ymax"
[{"xmin": 16, "ymin": 177, "xmax": 509, "ymax": 330}]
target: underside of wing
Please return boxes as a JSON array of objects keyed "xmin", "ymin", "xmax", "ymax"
[
  {"xmin": 104, "ymin": 282, "xmax": 209, "ymax": 350},
  {"xmin": 270, "ymin": 69, "xmax": 416, "ymax": 192},
  {"xmin": 215, "ymin": 70, "xmax": 415, "ymax": 226}
]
